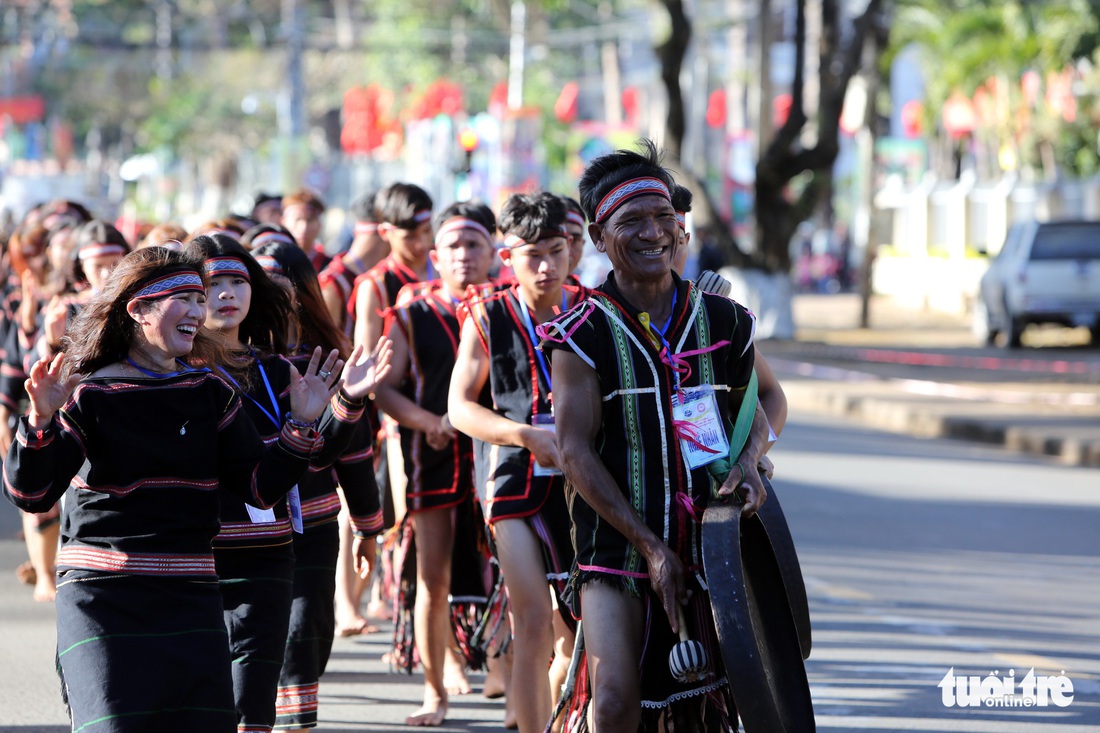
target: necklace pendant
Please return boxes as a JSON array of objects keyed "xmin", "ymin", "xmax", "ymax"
[{"xmin": 180, "ymin": 421, "xmax": 188, "ymax": 436}]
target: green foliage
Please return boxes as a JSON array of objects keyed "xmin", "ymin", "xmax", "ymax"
[
  {"xmin": 15, "ymin": 0, "xmax": 652, "ymax": 169},
  {"xmin": 888, "ymin": 0, "xmax": 1100, "ymax": 178}
]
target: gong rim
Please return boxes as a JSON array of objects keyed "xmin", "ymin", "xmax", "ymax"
[{"xmin": 702, "ymin": 500, "xmax": 816, "ymax": 733}]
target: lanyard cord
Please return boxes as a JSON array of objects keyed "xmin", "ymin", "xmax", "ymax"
[
  {"xmin": 218, "ymin": 351, "xmax": 282, "ymax": 429},
  {"xmin": 126, "ymin": 357, "xmax": 209, "ymax": 379},
  {"xmin": 516, "ymin": 289, "xmax": 567, "ymax": 396}
]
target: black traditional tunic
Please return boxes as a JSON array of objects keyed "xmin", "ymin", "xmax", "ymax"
[
  {"xmin": 275, "ymin": 351, "xmax": 382, "ymax": 730},
  {"xmin": 541, "ymin": 271, "xmax": 756, "ymax": 727},
  {"xmin": 383, "ymin": 281, "xmax": 491, "ymax": 673},
  {"xmin": 386, "ymin": 280, "xmax": 473, "ymax": 512},
  {"xmin": 351, "ymin": 256, "xmax": 421, "ymax": 322},
  {"xmin": 213, "ymin": 353, "xmax": 367, "ymax": 733},
  {"xmin": 3, "ymin": 369, "xmax": 320, "ymax": 733},
  {"xmin": 461, "ymin": 283, "xmax": 587, "ymax": 607},
  {"xmin": 317, "ymin": 253, "xmax": 361, "ymax": 337}
]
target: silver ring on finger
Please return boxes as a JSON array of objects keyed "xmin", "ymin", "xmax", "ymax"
[{"xmin": 318, "ymin": 370, "xmax": 332, "ymax": 380}]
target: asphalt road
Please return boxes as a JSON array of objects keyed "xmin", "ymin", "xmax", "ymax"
[
  {"xmin": 777, "ymin": 411, "xmax": 1100, "ymax": 732},
  {"xmin": 764, "ymin": 338, "xmax": 1100, "ymax": 386},
  {"xmin": 2, "ymin": 408, "xmax": 1098, "ymax": 731}
]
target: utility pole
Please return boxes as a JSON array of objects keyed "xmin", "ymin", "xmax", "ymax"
[
  {"xmin": 282, "ymin": 0, "xmax": 306, "ymax": 139},
  {"xmin": 156, "ymin": 0, "xmax": 173, "ymax": 81},
  {"xmin": 279, "ymin": 0, "xmax": 307, "ymax": 191},
  {"xmin": 334, "ymin": 0, "xmax": 354, "ymax": 50},
  {"xmin": 727, "ymin": 0, "xmax": 747, "ymax": 134},
  {"xmin": 600, "ymin": 2, "xmax": 622, "ymax": 125},
  {"xmin": 507, "ymin": 0, "xmax": 526, "ymax": 110},
  {"xmin": 858, "ymin": 7, "xmax": 886, "ymax": 329}
]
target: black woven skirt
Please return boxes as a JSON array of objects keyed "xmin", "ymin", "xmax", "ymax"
[
  {"xmin": 276, "ymin": 521, "xmax": 340, "ymax": 728},
  {"xmin": 56, "ymin": 570, "xmax": 236, "ymax": 732},
  {"xmin": 216, "ymin": 543, "xmax": 295, "ymax": 733}
]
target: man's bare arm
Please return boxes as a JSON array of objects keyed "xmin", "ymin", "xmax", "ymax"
[
  {"xmin": 372, "ymin": 322, "xmax": 445, "ymax": 437},
  {"xmin": 447, "ymin": 320, "xmax": 558, "ymax": 466},
  {"xmin": 755, "ymin": 351, "xmax": 787, "ymax": 438}
]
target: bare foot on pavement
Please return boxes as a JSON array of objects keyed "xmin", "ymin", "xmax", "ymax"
[{"xmin": 406, "ymin": 698, "xmax": 447, "ymax": 727}]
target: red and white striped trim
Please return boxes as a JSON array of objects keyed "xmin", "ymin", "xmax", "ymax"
[
  {"xmin": 71, "ymin": 474, "xmax": 219, "ymax": 497},
  {"xmin": 301, "ymin": 493, "xmax": 342, "ymax": 520},
  {"xmin": 330, "ymin": 393, "xmax": 365, "ymax": 424},
  {"xmin": 3, "ymin": 472, "xmax": 54, "ymax": 503},
  {"xmin": 352, "ymin": 508, "xmax": 385, "ymax": 536},
  {"xmin": 280, "ymin": 421, "xmax": 319, "ymax": 455},
  {"xmin": 337, "ymin": 446, "xmax": 373, "ymax": 464},
  {"xmin": 218, "ymin": 399, "xmax": 242, "ymax": 430},
  {"xmin": 216, "ymin": 519, "xmax": 293, "ymax": 540},
  {"xmin": 16, "ymin": 424, "xmax": 53, "ymax": 450},
  {"xmin": 58, "ymin": 546, "xmax": 216, "ymax": 576},
  {"xmin": 354, "ymin": 222, "xmax": 378, "ymax": 235},
  {"xmin": 566, "ymin": 210, "xmax": 586, "ymax": 227},
  {"xmin": 276, "ymin": 682, "xmax": 319, "ymax": 715}
]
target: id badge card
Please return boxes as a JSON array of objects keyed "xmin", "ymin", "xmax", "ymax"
[
  {"xmin": 671, "ymin": 386, "xmax": 730, "ymax": 470},
  {"xmin": 246, "ymin": 503, "xmax": 277, "ymax": 524},
  {"xmin": 288, "ymin": 485, "xmax": 304, "ymax": 534},
  {"xmin": 531, "ymin": 413, "xmax": 562, "ymax": 477}
]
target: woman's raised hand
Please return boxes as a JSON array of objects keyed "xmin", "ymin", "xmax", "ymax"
[
  {"xmin": 287, "ymin": 347, "xmax": 344, "ymax": 425},
  {"xmin": 43, "ymin": 296, "xmax": 69, "ymax": 351},
  {"xmin": 25, "ymin": 352, "xmax": 81, "ymax": 430},
  {"xmin": 340, "ymin": 337, "xmax": 393, "ymax": 402}
]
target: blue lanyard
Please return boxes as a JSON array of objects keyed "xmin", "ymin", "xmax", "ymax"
[
  {"xmin": 649, "ymin": 289, "xmax": 680, "ymax": 391},
  {"xmin": 658, "ymin": 289, "xmax": 678, "ymax": 337},
  {"xmin": 126, "ymin": 357, "xmax": 209, "ymax": 379},
  {"xmin": 218, "ymin": 354, "xmax": 282, "ymax": 429},
  {"xmin": 516, "ymin": 289, "xmax": 567, "ymax": 395}
]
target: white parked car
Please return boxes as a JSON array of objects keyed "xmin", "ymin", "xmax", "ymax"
[{"xmin": 975, "ymin": 220, "xmax": 1100, "ymax": 347}]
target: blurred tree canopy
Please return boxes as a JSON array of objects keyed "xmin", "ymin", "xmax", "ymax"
[
  {"xmin": 888, "ymin": 0, "xmax": 1100, "ymax": 179},
  {"xmin": 15, "ymin": 1, "xmax": 1097, "ymax": 275},
  {"xmin": 2, "ymin": 0, "xmax": 644, "ymax": 161}
]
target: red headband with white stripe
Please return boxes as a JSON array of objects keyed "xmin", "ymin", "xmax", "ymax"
[
  {"xmin": 78, "ymin": 243, "xmax": 128, "ymax": 261},
  {"xmin": 435, "ymin": 217, "xmax": 493, "ymax": 248},
  {"xmin": 201, "ymin": 228, "xmax": 242, "ymax": 242},
  {"xmin": 502, "ymin": 227, "xmax": 569, "ymax": 250},
  {"xmin": 249, "ymin": 232, "xmax": 297, "ymax": 249}
]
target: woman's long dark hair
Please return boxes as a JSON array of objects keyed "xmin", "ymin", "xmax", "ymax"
[
  {"xmin": 250, "ymin": 238, "xmax": 350, "ymax": 359},
  {"xmin": 190, "ymin": 233, "xmax": 294, "ymax": 356},
  {"xmin": 62, "ymin": 246, "xmax": 228, "ymax": 377}
]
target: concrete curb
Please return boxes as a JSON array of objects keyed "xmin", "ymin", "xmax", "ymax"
[{"xmin": 781, "ymin": 377, "xmax": 1100, "ymax": 468}]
